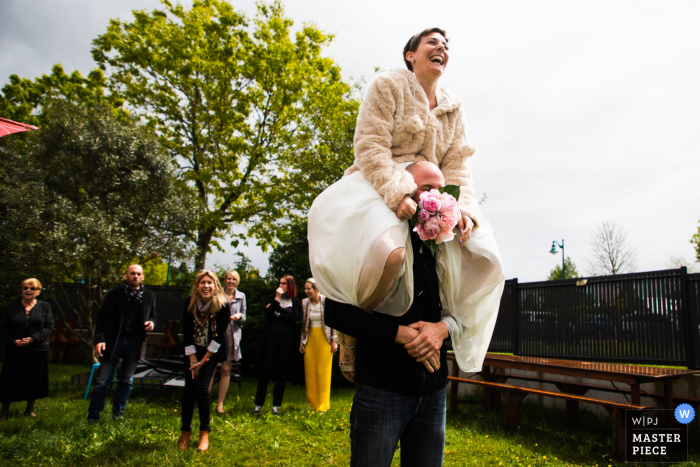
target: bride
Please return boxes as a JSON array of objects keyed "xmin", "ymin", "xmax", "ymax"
[{"xmin": 308, "ymin": 28, "xmax": 505, "ymax": 376}]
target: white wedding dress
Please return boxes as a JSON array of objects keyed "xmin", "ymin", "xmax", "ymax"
[{"xmin": 307, "ymin": 164, "xmax": 505, "ymax": 373}]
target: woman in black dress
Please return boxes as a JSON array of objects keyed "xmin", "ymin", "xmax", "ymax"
[
  {"xmin": 253, "ymin": 275, "xmax": 300, "ymax": 415},
  {"xmin": 0, "ymin": 278, "xmax": 54, "ymax": 420},
  {"xmin": 178, "ymin": 270, "xmax": 230, "ymax": 452}
]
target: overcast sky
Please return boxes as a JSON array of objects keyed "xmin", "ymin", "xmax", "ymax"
[{"xmin": 2, "ymin": 0, "xmax": 699, "ymax": 282}]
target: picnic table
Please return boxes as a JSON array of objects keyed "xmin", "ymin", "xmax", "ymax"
[{"xmin": 447, "ymin": 352, "xmax": 700, "ymax": 459}]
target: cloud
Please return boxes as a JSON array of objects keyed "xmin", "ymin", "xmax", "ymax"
[{"xmin": 2, "ymin": 0, "xmax": 698, "ymax": 280}]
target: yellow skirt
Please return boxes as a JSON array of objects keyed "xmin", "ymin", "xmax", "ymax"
[{"xmin": 304, "ymin": 327, "xmax": 333, "ymax": 411}]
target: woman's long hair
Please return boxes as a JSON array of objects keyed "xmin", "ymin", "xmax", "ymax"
[
  {"xmin": 282, "ymin": 274, "xmax": 297, "ymax": 298},
  {"xmin": 188, "ymin": 270, "xmax": 227, "ymax": 315}
]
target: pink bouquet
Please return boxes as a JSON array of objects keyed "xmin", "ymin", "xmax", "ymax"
[{"xmin": 411, "ymin": 185, "xmax": 461, "ymax": 255}]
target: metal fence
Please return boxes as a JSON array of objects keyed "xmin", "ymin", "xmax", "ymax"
[
  {"xmin": 488, "ymin": 267, "xmax": 700, "ymax": 369},
  {"xmin": 45, "ymin": 284, "xmax": 188, "ymax": 333}
]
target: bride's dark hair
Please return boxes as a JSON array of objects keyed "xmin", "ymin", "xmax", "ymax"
[{"xmin": 403, "ymin": 28, "xmax": 448, "ymax": 72}]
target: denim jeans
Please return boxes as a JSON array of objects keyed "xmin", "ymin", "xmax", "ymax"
[
  {"xmin": 350, "ymin": 384, "xmax": 446, "ymax": 467},
  {"xmin": 87, "ymin": 335, "xmax": 141, "ymax": 421}
]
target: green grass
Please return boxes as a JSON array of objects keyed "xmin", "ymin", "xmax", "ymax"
[{"xmin": 0, "ymin": 364, "xmax": 697, "ymax": 466}]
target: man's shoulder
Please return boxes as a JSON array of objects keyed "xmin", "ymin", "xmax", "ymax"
[{"xmin": 142, "ymin": 288, "xmax": 156, "ymax": 299}]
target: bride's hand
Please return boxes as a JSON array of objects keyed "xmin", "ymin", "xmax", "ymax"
[
  {"xmin": 396, "ymin": 196, "xmax": 417, "ymax": 220},
  {"xmin": 457, "ymin": 214, "xmax": 474, "ymax": 246}
]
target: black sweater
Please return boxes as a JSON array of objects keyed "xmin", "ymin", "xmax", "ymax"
[
  {"xmin": 324, "ymin": 228, "xmax": 448, "ymax": 397},
  {"xmin": 262, "ymin": 295, "xmax": 300, "ymax": 339},
  {"xmin": 181, "ymin": 297, "xmax": 230, "ymax": 362},
  {"xmin": 0, "ymin": 300, "xmax": 54, "ymax": 353}
]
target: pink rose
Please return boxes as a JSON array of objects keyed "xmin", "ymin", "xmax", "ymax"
[
  {"xmin": 439, "ymin": 193, "xmax": 457, "ymax": 214},
  {"xmin": 435, "ymin": 227, "xmax": 455, "ymax": 244},
  {"xmin": 419, "ymin": 190, "xmax": 442, "ymax": 213},
  {"xmin": 440, "ymin": 206, "xmax": 461, "ymax": 231},
  {"xmin": 417, "ymin": 209, "xmax": 431, "ymax": 222},
  {"xmin": 414, "ymin": 216, "xmax": 440, "ymax": 240}
]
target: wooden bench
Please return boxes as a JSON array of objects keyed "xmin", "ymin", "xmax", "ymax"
[
  {"xmin": 490, "ymin": 372, "xmax": 700, "ymax": 415},
  {"xmin": 448, "ymin": 375, "xmax": 653, "ymax": 460}
]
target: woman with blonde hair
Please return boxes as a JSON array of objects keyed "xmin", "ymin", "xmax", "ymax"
[
  {"xmin": 0, "ymin": 278, "xmax": 54, "ymax": 420},
  {"xmin": 209, "ymin": 269, "xmax": 246, "ymax": 414},
  {"xmin": 178, "ymin": 270, "xmax": 230, "ymax": 452},
  {"xmin": 299, "ymin": 278, "xmax": 337, "ymax": 411}
]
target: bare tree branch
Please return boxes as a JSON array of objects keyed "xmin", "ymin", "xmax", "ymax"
[{"xmin": 587, "ymin": 220, "xmax": 637, "ymax": 275}]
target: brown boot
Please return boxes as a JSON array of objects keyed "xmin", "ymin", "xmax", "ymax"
[
  {"xmin": 178, "ymin": 431, "xmax": 191, "ymax": 450},
  {"xmin": 197, "ymin": 431, "xmax": 209, "ymax": 451}
]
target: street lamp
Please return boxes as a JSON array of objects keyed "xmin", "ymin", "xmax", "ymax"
[{"xmin": 550, "ymin": 239, "xmax": 565, "ymax": 279}]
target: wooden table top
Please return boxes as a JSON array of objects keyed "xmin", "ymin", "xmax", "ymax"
[{"xmin": 448, "ymin": 352, "xmax": 700, "ymax": 382}]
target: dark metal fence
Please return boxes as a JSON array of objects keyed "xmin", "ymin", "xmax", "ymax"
[
  {"xmin": 45, "ymin": 284, "xmax": 188, "ymax": 333},
  {"xmin": 488, "ymin": 268, "xmax": 700, "ymax": 369}
]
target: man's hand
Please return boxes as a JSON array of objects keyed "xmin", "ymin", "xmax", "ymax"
[
  {"xmin": 95, "ymin": 342, "xmax": 106, "ymax": 357},
  {"xmin": 396, "ymin": 196, "xmax": 417, "ymax": 220},
  {"xmin": 457, "ymin": 214, "xmax": 474, "ymax": 246},
  {"xmin": 404, "ymin": 321, "xmax": 449, "ymax": 366},
  {"xmin": 395, "ymin": 325, "xmax": 437, "ymax": 373},
  {"xmin": 299, "ymin": 344, "xmax": 305, "ymax": 354},
  {"xmin": 144, "ymin": 321, "xmax": 154, "ymax": 332}
]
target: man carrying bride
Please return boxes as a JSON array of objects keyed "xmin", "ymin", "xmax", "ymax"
[{"xmin": 308, "ymin": 28, "xmax": 505, "ymax": 466}]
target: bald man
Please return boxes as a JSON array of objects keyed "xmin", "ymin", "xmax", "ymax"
[
  {"xmin": 88, "ymin": 264, "xmax": 157, "ymax": 422},
  {"xmin": 325, "ymin": 161, "xmax": 460, "ymax": 467}
]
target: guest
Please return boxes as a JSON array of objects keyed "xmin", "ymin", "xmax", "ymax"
[
  {"xmin": 87, "ymin": 264, "xmax": 156, "ymax": 422},
  {"xmin": 253, "ymin": 275, "xmax": 300, "ymax": 416},
  {"xmin": 209, "ymin": 270, "xmax": 246, "ymax": 414},
  {"xmin": 178, "ymin": 270, "xmax": 230, "ymax": 452},
  {"xmin": 299, "ymin": 278, "xmax": 337, "ymax": 412},
  {"xmin": 0, "ymin": 278, "xmax": 54, "ymax": 420}
]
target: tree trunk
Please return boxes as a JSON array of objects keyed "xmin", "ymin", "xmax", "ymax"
[{"xmin": 195, "ymin": 226, "xmax": 216, "ymax": 271}]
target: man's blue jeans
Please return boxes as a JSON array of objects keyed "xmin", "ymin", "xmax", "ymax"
[
  {"xmin": 87, "ymin": 335, "xmax": 141, "ymax": 421},
  {"xmin": 350, "ymin": 383, "xmax": 446, "ymax": 467}
]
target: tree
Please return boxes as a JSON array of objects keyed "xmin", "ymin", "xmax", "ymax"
[
  {"xmin": 267, "ymin": 220, "xmax": 312, "ymax": 283},
  {"xmin": 92, "ymin": 0, "xmax": 359, "ymax": 269},
  {"xmin": 547, "ymin": 256, "xmax": 580, "ymax": 280},
  {"xmin": 691, "ymin": 222, "xmax": 700, "ymax": 264},
  {"xmin": 0, "ymin": 63, "xmax": 122, "ymax": 129},
  {"xmin": 0, "ymin": 101, "xmax": 194, "ymax": 360},
  {"xmin": 587, "ymin": 220, "xmax": 637, "ymax": 276}
]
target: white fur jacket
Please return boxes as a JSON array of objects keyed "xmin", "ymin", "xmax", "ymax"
[{"xmin": 344, "ymin": 68, "xmax": 482, "ymax": 227}]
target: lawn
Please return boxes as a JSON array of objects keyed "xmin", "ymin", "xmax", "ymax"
[{"xmin": 0, "ymin": 364, "xmax": 697, "ymax": 466}]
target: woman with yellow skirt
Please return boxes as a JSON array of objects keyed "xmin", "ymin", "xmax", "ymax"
[{"xmin": 299, "ymin": 279, "xmax": 337, "ymax": 411}]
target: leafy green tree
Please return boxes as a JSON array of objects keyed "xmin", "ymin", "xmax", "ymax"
[
  {"xmin": 547, "ymin": 256, "xmax": 580, "ymax": 280},
  {"xmin": 691, "ymin": 223, "xmax": 700, "ymax": 264},
  {"xmin": 0, "ymin": 63, "xmax": 122, "ymax": 129},
  {"xmin": 0, "ymin": 101, "xmax": 194, "ymax": 360},
  {"xmin": 92, "ymin": 0, "xmax": 358, "ymax": 269},
  {"xmin": 267, "ymin": 221, "xmax": 312, "ymax": 284}
]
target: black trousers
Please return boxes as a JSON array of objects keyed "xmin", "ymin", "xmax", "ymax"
[
  {"xmin": 255, "ymin": 326, "xmax": 294, "ymax": 407},
  {"xmin": 181, "ymin": 346, "xmax": 218, "ymax": 432}
]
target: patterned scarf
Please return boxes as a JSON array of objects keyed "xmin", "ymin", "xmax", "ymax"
[
  {"xmin": 123, "ymin": 282, "xmax": 144, "ymax": 304},
  {"xmin": 193, "ymin": 298, "xmax": 217, "ymax": 342}
]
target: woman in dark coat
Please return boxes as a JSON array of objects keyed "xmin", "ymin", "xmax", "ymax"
[
  {"xmin": 178, "ymin": 270, "xmax": 230, "ymax": 452},
  {"xmin": 0, "ymin": 278, "xmax": 54, "ymax": 420},
  {"xmin": 253, "ymin": 275, "xmax": 300, "ymax": 416}
]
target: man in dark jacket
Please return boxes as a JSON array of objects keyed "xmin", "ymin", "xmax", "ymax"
[
  {"xmin": 325, "ymin": 162, "xmax": 472, "ymax": 467},
  {"xmin": 87, "ymin": 264, "xmax": 156, "ymax": 422}
]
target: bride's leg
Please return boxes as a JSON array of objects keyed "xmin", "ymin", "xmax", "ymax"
[{"xmin": 359, "ymin": 248, "xmax": 405, "ymax": 312}]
